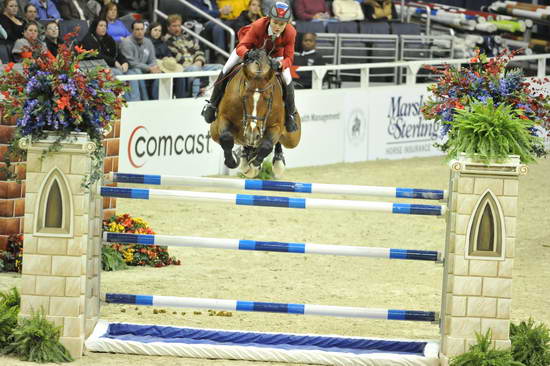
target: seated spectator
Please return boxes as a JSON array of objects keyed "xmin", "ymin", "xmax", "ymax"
[
  {"xmin": 217, "ymin": 0, "xmax": 248, "ymax": 21},
  {"xmin": 29, "ymin": 0, "xmax": 61, "ymax": 20},
  {"xmin": 81, "ymin": 18, "xmax": 142, "ymax": 101},
  {"xmin": 294, "ymin": 32, "xmax": 325, "ymax": 89},
  {"xmin": 88, "ymin": 0, "xmax": 113, "ymax": 18},
  {"xmin": 146, "ymin": 21, "xmax": 187, "ymax": 99},
  {"xmin": 294, "ymin": 0, "xmax": 330, "ymax": 21},
  {"xmin": 24, "ymin": 4, "xmax": 39, "ymax": 23},
  {"xmin": 146, "ymin": 22, "xmax": 170, "ymax": 59},
  {"xmin": 163, "ymin": 14, "xmax": 222, "ymax": 97},
  {"xmin": 0, "ymin": 0, "xmax": 25, "ymax": 46},
  {"xmin": 102, "ymin": 3, "xmax": 131, "ymax": 42},
  {"xmin": 362, "ymin": 0, "xmax": 396, "ymax": 21},
  {"xmin": 232, "ymin": 0, "xmax": 263, "ymax": 32},
  {"xmin": 12, "ymin": 21, "xmax": 50, "ymax": 61},
  {"xmin": 187, "ymin": 0, "xmax": 228, "ymax": 63},
  {"xmin": 57, "ymin": 0, "xmax": 96, "ymax": 21},
  {"xmin": 24, "ymin": 4, "xmax": 45, "ymax": 36},
  {"xmin": 120, "ymin": 20, "xmax": 160, "ymax": 100},
  {"xmin": 332, "ymin": 0, "xmax": 364, "ymax": 21},
  {"xmin": 44, "ymin": 21, "xmax": 61, "ymax": 56}
]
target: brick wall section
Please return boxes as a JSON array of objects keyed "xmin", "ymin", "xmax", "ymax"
[
  {"xmin": 0, "ymin": 110, "xmax": 121, "ymax": 250},
  {"xmin": 102, "ymin": 118, "xmax": 120, "ymax": 220},
  {"xmin": 0, "ymin": 111, "xmax": 25, "ymax": 251}
]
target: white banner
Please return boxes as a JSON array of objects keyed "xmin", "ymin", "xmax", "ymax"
[
  {"xmin": 118, "ymin": 86, "xmax": 449, "ymax": 176},
  {"xmin": 119, "ymin": 100, "xmax": 224, "ymax": 176}
]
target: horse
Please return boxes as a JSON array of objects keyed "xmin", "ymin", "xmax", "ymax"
[{"xmin": 209, "ymin": 48, "xmax": 301, "ymax": 179}]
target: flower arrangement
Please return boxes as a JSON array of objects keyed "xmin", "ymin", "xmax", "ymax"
[
  {"xmin": 0, "ymin": 234, "xmax": 24, "ymax": 273},
  {"xmin": 103, "ymin": 214, "xmax": 181, "ymax": 268},
  {"xmin": 421, "ymin": 49, "xmax": 549, "ymax": 163},
  {"xmin": 0, "ymin": 30, "xmax": 128, "ymax": 188}
]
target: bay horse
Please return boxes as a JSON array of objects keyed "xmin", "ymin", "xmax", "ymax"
[{"xmin": 209, "ymin": 48, "xmax": 301, "ymax": 178}]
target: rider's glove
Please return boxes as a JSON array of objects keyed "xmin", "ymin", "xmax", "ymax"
[{"xmin": 270, "ymin": 58, "xmax": 282, "ymax": 71}]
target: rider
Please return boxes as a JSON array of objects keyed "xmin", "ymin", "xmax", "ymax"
[{"xmin": 201, "ymin": 1, "xmax": 298, "ymax": 132}]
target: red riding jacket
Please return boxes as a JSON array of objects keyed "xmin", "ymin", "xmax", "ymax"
[{"xmin": 236, "ymin": 17, "xmax": 296, "ymax": 70}]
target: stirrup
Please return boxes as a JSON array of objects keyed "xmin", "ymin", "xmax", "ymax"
[{"xmin": 201, "ymin": 102, "xmax": 217, "ymax": 123}]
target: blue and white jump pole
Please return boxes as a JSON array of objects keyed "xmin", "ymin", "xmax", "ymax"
[
  {"xmin": 103, "ymin": 232, "xmax": 442, "ymax": 262},
  {"xmin": 105, "ymin": 293, "xmax": 438, "ymax": 322},
  {"xmin": 100, "ymin": 187, "xmax": 447, "ymax": 216},
  {"xmin": 106, "ymin": 172, "xmax": 448, "ymax": 201}
]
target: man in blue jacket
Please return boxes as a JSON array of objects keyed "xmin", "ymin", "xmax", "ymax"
[{"xmin": 29, "ymin": 0, "xmax": 61, "ymax": 20}]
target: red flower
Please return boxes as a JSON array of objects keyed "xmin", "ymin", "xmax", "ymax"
[
  {"xmin": 56, "ymin": 96, "xmax": 71, "ymax": 110},
  {"xmin": 74, "ymin": 45, "xmax": 86, "ymax": 54},
  {"xmin": 4, "ymin": 62, "xmax": 15, "ymax": 73}
]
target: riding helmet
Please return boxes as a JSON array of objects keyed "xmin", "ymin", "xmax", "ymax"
[{"xmin": 269, "ymin": 1, "xmax": 292, "ymax": 22}]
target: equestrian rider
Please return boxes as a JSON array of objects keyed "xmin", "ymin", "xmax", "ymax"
[{"xmin": 202, "ymin": 1, "xmax": 298, "ymax": 132}]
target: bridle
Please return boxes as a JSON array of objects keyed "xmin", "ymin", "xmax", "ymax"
[{"xmin": 240, "ymin": 52, "xmax": 276, "ymax": 145}]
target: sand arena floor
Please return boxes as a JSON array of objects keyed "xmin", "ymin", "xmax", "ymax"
[{"xmin": 1, "ymin": 156, "xmax": 549, "ymax": 366}]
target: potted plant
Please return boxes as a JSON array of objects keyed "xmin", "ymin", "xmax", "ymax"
[
  {"xmin": 0, "ymin": 30, "xmax": 128, "ymax": 188},
  {"xmin": 421, "ymin": 49, "xmax": 549, "ymax": 164}
]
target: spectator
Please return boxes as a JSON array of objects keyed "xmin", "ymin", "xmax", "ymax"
[
  {"xmin": 81, "ymin": 18, "xmax": 142, "ymax": 101},
  {"xmin": 57, "ymin": 0, "xmax": 96, "ymax": 21},
  {"xmin": 362, "ymin": 0, "xmax": 397, "ymax": 21},
  {"xmin": 146, "ymin": 22, "xmax": 170, "ymax": 59},
  {"xmin": 187, "ymin": 0, "xmax": 228, "ymax": 63},
  {"xmin": 29, "ymin": 0, "xmax": 61, "ymax": 20},
  {"xmin": 163, "ymin": 14, "xmax": 222, "ymax": 97},
  {"xmin": 146, "ymin": 21, "xmax": 187, "ymax": 99},
  {"xmin": 293, "ymin": 32, "xmax": 325, "ymax": 89},
  {"xmin": 88, "ymin": 0, "xmax": 113, "ymax": 18},
  {"xmin": 294, "ymin": 0, "xmax": 330, "ymax": 21},
  {"xmin": 232, "ymin": 0, "xmax": 263, "ymax": 32},
  {"xmin": 44, "ymin": 20, "xmax": 61, "ymax": 55},
  {"xmin": 332, "ymin": 0, "xmax": 364, "ymax": 21},
  {"xmin": 12, "ymin": 21, "xmax": 50, "ymax": 61},
  {"xmin": 101, "ymin": 3, "xmax": 131, "ymax": 42},
  {"xmin": 23, "ymin": 4, "xmax": 39, "ymax": 22},
  {"xmin": 0, "ymin": 0, "xmax": 25, "ymax": 45},
  {"xmin": 119, "ymin": 20, "xmax": 160, "ymax": 100},
  {"xmin": 217, "ymin": 0, "xmax": 248, "ymax": 21},
  {"xmin": 23, "ymin": 4, "xmax": 44, "ymax": 35}
]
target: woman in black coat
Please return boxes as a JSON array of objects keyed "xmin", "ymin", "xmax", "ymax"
[
  {"xmin": 81, "ymin": 18, "xmax": 142, "ymax": 101},
  {"xmin": 80, "ymin": 18, "xmax": 129, "ymax": 69}
]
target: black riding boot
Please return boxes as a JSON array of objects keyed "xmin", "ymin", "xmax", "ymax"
[
  {"xmin": 201, "ymin": 71, "xmax": 227, "ymax": 123},
  {"xmin": 283, "ymin": 81, "xmax": 298, "ymax": 132}
]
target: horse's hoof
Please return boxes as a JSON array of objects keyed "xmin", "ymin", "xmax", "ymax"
[
  {"xmin": 224, "ymin": 151, "xmax": 240, "ymax": 169},
  {"xmin": 273, "ymin": 159, "xmax": 285, "ymax": 179},
  {"xmin": 243, "ymin": 164, "xmax": 260, "ymax": 178}
]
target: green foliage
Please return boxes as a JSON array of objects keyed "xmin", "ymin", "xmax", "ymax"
[
  {"xmin": 101, "ymin": 246, "xmax": 128, "ymax": 271},
  {"xmin": 0, "ymin": 303, "xmax": 18, "ymax": 348},
  {"xmin": 510, "ymin": 318, "xmax": 550, "ymax": 366},
  {"xmin": 257, "ymin": 161, "xmax": 274, "ymax": 180},
  {"xmin": 2, "ymin": 308, "xmax": 73, "ymax": 363},
  {"xmin": 0, "ymin": 287, "xmax": 20, "ymax": 310},
  {"xmin": 450, "ymin": 330, "xmax": 524, "ymax": 366},
  {"xmin": 447, "ymin": 99, "xmax": 544, "ymax": 164}
]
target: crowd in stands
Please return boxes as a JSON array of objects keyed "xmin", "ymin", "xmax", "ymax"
[{"xmin": 0, "ymin": 0, "xmax": 438, "ymax": 101}]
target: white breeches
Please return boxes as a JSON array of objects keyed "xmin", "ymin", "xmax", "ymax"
[{"xmin": 223, "ymin": 49, "xmax": 292, "ymax": 85}]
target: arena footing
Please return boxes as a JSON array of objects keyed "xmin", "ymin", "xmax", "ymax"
[{"xmin": 86, "ymin": 320, "xmax": 440, "ymax": 366}]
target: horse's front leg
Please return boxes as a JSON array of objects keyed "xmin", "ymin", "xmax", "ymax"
[
  {"xmin": 218, "ymin": 125, "xmax": 240, "ymax": 169},
  {"xmin": 250, "ymin": 133, "xmax": 276, "ymax": 168}
]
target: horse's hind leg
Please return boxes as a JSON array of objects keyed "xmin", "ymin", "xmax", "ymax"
[
  {"xmin": 272, "ymin": 142, "xmax": 286, "ymax": 179},
  {"xmin": 219, "ymin": 129, "xmax": 240, "ymax": 169}
]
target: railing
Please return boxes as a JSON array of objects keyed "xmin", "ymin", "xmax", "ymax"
[
  {"xmin": 152, "ymin": 0, "xmax": 235, "ymax": 58},
  {"xmin": 115, "ymin": 53, "xmax": 550, "ymax": 100}
]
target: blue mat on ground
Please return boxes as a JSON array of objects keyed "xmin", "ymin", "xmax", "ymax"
[{"xmin": 101, "ymin": 323, "xmax": 428, "ymax": 356}]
